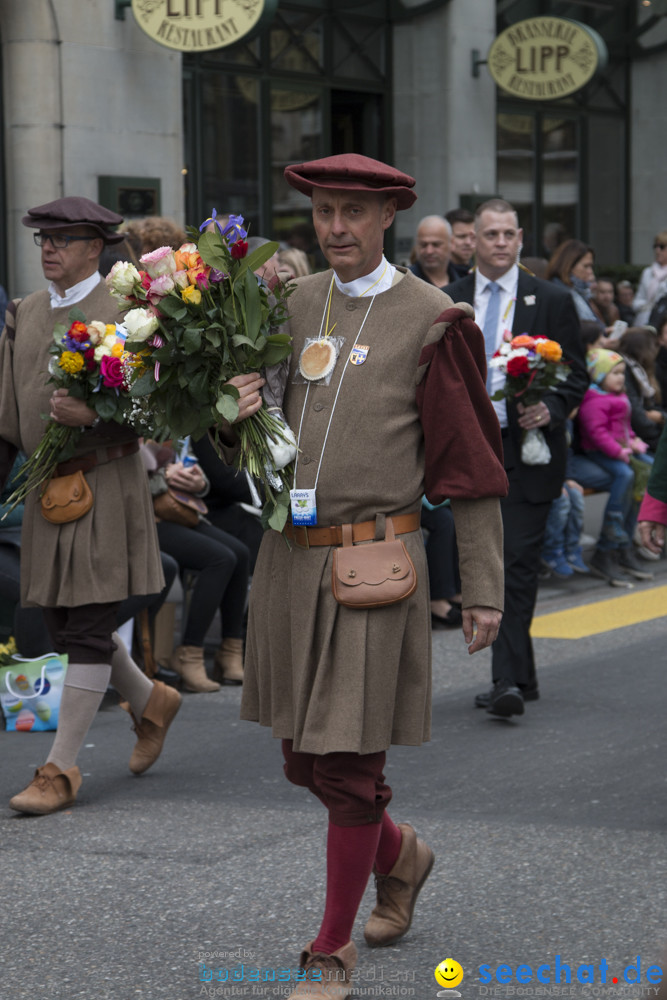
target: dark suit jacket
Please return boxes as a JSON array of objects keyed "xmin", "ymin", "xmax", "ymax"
[{"xmin": 447, "ymin": 269, "xmax": 588, "ymax": 503}]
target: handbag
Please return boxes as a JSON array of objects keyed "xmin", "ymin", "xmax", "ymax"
[
  {"xmin": 0, "ymin": 653, "xmax": 68, "ymax": 732},
  {"xmin": 41, "ymin": 470, "xmax": 93, "ymax": 524},
  {"xmin": 153, "ymin": 486, "xmax": 208, "ymax": 527},
  {"xmin": 331, "ymin": 516, "xmax": 417, "ymax": 609}
]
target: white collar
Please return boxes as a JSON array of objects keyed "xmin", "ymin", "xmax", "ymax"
[
  {"xmin": 476, "ymin": 264, "xmax": 519, "ymax": 297},
  {"xmin": 333, "ymin": 256, "xmax": 395, "ymax": 298},
  {"xmin": 49, "ymin": 271, "xmax": 102, "ymax": 309}
]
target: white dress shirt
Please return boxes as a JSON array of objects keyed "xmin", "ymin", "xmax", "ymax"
[
  {"xmin": 333, "ymin": 256, "xmax": 396, "ymax": 298},
  {"xmin": 474, "ymin": 264, "xmax": 519, "ymax": 427},
  {"xmin": 48, "ymin": 271, "xmax": 102, "ymax": 310}
]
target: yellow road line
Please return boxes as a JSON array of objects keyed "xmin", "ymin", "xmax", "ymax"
[{"xmin": 531, "ymin": 584, "xmax": 667, "ymax": 639}]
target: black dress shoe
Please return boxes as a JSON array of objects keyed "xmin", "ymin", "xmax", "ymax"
[
  {"xmin": 431, "ymin": 606, "xmax": 463, "ymax": 629},
  {"xmin": 474, "ymin": 681, "xmax": 524, "ymax": 717},
  {"xmin": 475, "ymin": 684, "xmax": 538, "ymax": 708}
]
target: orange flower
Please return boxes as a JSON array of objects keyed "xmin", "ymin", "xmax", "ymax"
[
  {"xmin": 535, "ymin": 338, "xmax": 563, "ymax": 362},
  {"xmin": 511, "ymin": 334, "xmax": 536, "ymax": 349}
]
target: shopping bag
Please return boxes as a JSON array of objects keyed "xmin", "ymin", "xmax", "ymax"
[{"xmin": 0, "ymin": 653, "xmax": 68, "ymax": 732}]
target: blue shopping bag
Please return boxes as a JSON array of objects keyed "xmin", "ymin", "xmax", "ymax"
[{"xmin": 0, "ymin": 653, "xmax": 68, "ymax": 732}]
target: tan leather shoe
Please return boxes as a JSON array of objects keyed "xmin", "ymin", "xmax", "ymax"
[
  {"xmin": 9, "ymin": 763, "xmax": 82, "ymax": 815},
  {"xmin": 213, "ymin": 638, "xmax": 244, "ymax": 684},
  {"xmin": 286, "ymin": 941, "xmax": 357, "ymax": 1000},
  {"xmin": 364, "ymin": 822, "xmax": 434, "ymax": 947},
  {"xmin": 121, "ymin": 679, "xmax": 182, "ymax": 774},
  {"xmin": 169, "ymin": 645, "xmax": 220, "ymax": 692}
]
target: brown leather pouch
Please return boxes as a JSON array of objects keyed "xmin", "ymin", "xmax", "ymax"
[
  {"xmin": 153, "ymin": 487, "xmax": 208, "ymax": 528},
  {"xmin": 332, "ymin": 516, "xmax": 417, "ymax": 609},
  {"xmin": 41, "ymin": 470, "xmax": 94, "ymax": 524}
]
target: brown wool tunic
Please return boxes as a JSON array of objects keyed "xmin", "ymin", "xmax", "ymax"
[
  {"xmin": 0, "ymin": 282, "xmax": 163, "ymax": 608},
  {"xmin": 240, "ymin": 269, "xmax": 505, "ymax": 755}
]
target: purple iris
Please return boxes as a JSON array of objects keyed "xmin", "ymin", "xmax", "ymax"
[
  {"xmin": 199, "ymin": 207, "xmax": 226, "ymax": 236},
  {"xmin": 221, "ymin": 214, "xmax": 247, "ymax": 243},
  {"xmin": 209, "ymin": 268, "xmax": 226, "ymax": 283},
  {"xmin": 63, "ymin": 334, "xmax": 90, "ymax": 353}
]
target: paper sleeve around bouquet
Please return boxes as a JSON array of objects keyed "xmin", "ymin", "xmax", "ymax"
[{"xmin": 0, "ymin": 653, "xmax": 68, "ymax": 732}]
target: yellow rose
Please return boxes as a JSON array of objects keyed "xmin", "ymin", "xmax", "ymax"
[
  {"xmin": 111, "ymin": 343, "xmax": 124, "ymax": 358},
  {"xmin": 535, "ymin": 339, "xmax": 563, "ymax": 362},
  {"xmin": 181, "ymin": 285, "xmax": 202, "ymax": 305},
  {"xmin": 59, "ymin": 351, "xmax": 85, "ymax": 373}
]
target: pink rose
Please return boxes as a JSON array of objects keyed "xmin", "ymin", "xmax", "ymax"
[
  {"xmin": 139, "ymin": 245, "xmax": 177, "ymax": 278},
  {"xmin": 100, "ymin": 354, "xmax": 124, "ymax": 388},
  {"xmin": 147, "ymin": 273, "xmax": 176, "ymax": 305}
]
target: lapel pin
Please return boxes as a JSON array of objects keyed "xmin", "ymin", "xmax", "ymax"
[{"xmin": 523, "ymin": 295, "xmax": 536, "ymax": 306}]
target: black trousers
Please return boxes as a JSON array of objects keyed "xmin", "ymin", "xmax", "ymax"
[{"xmin": 491, "ymin": 453, "xmax": 552, "ymax": 690}]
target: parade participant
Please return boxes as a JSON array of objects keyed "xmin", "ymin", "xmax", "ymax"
[
  {"xmin": 448, "ymin": 198, "xmax": 588, "ymax": 718},
  {"xmin": 227, "ymin": 154, "xmax": 508, "ymax": 999},
  {"xmin": 0, "ymin": 196, "xmax": 180, "ymax": 816}
]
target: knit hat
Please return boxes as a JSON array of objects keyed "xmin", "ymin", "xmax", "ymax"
[
  {"xmin": 586, "ymin": 348, "xmax": 624, "ymax": 386},
  {"xmin": 284, "ymin": 153, "xmax": 417, "ymax": 210}
]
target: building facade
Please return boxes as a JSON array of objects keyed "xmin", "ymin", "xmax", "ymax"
[{"xmin": 1, "ymin": 0, "xmax": 666, "ymax": 297}]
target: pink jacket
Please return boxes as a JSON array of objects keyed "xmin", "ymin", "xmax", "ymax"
[{"xmin": 578, "ymin": 387, "xmax": 632, "ymax": 459}]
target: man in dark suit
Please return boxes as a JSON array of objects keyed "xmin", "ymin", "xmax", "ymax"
[{"xmin": 447, "ymin": 198, "xmax": 588, "ymax": 718}]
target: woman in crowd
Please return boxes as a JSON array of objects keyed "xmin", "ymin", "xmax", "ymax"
[
  {"xmin": 618, "ymin": 327, "xmax": 665, "ymax": 452},
  {"xmin": 143, "ymin": 443, "xmax": 251, "ymax": 692},
  {"xmin": 545, "ymin": 239, "xmax": 605, "ymax": 332},
  {"xmin": 633, "ymin": 230, "xmax": 667, "ymax": 325}
]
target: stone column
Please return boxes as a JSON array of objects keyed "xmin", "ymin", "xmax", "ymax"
[
  {"xmin": 1, "ymin": 0, "xmax": 64, "ymax": 295},
  {"xmin": 392, "ymin": 0, "xmax": 497, "ymax": 259}
]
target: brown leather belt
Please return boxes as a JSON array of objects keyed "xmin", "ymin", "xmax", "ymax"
[
  {"xmin": 283, "ymin": 511, "xmax": 421, "ymax": 548},
  {"xmin": 55, "ymin": 440, "xmax": 139, "ymax": 477}
]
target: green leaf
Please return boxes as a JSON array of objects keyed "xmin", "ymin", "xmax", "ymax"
[
  {"xmin": 157, "ymin": 296, "xmax": 188, "ymax": 321},
  {"xmin": 188, "ymin": 368, "xmax": 210, "ymax": 402},
  {"xmin": 68, "ymin": 307, "xmax": 87, "ymax": 324},
  {"xmin": 94, "ymin": 395, "xmax": 119, "ymax": 421},
  {"xmin": 129, "ymin": 370, "xmax": 157, "ymax": 396},
  {"xmin": 238, "ymin": 241, "xmax": 279, "ymax": 279},
  {"xmin": 243, "ymin": 267, "xmax": 261, "ymax": 340},
  {"xmin": 216, "ymin": 394, "xmax": 239, "ymax": 422},
  {"xmin": 267, "ymin": 500, "xmax": 289, "ymax": 533},
  {"xmin": 183, "ymin": 327, "xmax": 202, "ymax": 354},
  {"xmin": 198, "ymin": 230, "xmax": 231, "ymax": 272}
]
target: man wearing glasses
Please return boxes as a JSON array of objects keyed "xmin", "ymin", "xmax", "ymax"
[
  {"xmin": 634, "ymin": 230, "xmax": 667, "ymax": 325},
  {"xmin": 0, "ymin": 196, "xmax": 179, "ymax": 816}
]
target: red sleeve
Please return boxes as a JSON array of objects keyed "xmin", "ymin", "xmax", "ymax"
[{"xmin": 416, "ymin": 306, "xmax": 508, "ymax": 503}]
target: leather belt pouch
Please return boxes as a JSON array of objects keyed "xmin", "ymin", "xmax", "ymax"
[
  {"xmin": 153, "ymin": 487, "xmax": 208, "ymax": 528},
  {"xmin": 41, "ymin": 470, "xmax": 94, "ymax": 524},
  {"xmin": 332, "ymin": 516, "xmax": 417, "ymax": 609}
]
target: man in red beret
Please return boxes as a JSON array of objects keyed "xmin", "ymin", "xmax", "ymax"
[
  {"xmin": 0, "ymin": 196, "xmax": 181, "ymax": 816},
  {"xmin": 228, "ymin": 154, "xmax": 508, "ymax": 997}
]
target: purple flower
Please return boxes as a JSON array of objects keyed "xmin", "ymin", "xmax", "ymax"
[
  {"xmin": 209, "ymin": 268, "xmax": 226, "ymax": 283},
  {"xmin": 199, "ymin": 207, "xmax": 226, "ymax": 236},
  {"xmin": 222, "ymin": 214, "xmax": 247, "ymax": 242},
  {"xmin": 63, "ymin": 334, "xmax": 90, "ymax": 353}
]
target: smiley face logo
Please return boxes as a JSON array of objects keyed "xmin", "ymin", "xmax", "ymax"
[{"xmin": 435, "ymin": 958, "xmax": 464, "ymax": 990}]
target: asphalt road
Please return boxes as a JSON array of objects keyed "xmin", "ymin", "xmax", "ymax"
[{"xmin": 2, "ymin": 563, "xmax": 666, "ymax": 1000}]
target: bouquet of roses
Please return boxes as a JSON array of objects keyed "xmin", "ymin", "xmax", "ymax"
[
  {"xmin": 3, "ymin": 312, "xmax": 140, "ymax": 513},
  {"xmin": 489, "ymin": 333, "xmax": 569, "ymax": 465},
  {"xmin": 106, "ymin": 212, "xmax": 296, "ymax": 531}
]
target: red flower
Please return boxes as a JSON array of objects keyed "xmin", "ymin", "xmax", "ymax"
[
  {"xmin": 230, "ymin": 240, "xmax": 248, "ymax": 260},
  {"xmin": 140, "ymin": 270, "xmax": 152, "ymax": 291},
  {"xmin": 100, "ymin": 355, "xmax": 124, "ymax": 388},
  {"xmin": 69, "ymin": 321, "xmax": 89, "ymax": 343},
  {"xmin": 84, "ymin": 348, "xmax": 96, "ymax": 371},
  {"xmin": 507, "ymin": 355, "xmax": 530, "ymax": 377}
]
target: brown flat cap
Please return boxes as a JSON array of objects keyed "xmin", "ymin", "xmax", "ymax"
[
  {"xmin": 284, "ymin": 153, "xmax": 417, "ymax": 210},
  {"xmin": 22, "ymin": 196, "xmax": 125, "ymax": 244}
]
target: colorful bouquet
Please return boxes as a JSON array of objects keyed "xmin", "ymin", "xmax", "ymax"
[
  {"xmin": 3, "ymin": 313, "xmax": 139, "ymax": 512},
  {"xmin": 106, "ymin": 213, "xmax": 296, "ymax": 530},
  {"xmin": 489, "ymin": 333, "xmax": 569, "ymax": 465}
]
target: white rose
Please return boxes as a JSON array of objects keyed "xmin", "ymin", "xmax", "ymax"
[
  {"xmin": 94, "ymin": 344, "xmax": 112, "ymax": 363},
  {"xmin": 107, "ymin": 260, "xmax": 141, "ymax": 297},
  {"xmin": 86, "ymin": 321, "xmax": 107, "ymax": 345},
  {"xmin": 266, "ymin": 421, "xmax": 297, "ymax": 470},
  {"xmin": 124, "ymin": 307, "xmax": 159, "ymax": 343}
]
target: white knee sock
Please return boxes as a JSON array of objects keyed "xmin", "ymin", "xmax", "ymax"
[
  {"xmin": 47, "ymin": 662, "xmax": 112, "ymax": 771},
  {"xmin": 109, "ymin": 632, "xmax": 153, "ymax": 719}
]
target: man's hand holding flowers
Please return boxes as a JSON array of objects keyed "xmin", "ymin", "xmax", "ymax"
[{"xmin": 49, "ymin": 387, "xmax": 98, "ymax": 427}]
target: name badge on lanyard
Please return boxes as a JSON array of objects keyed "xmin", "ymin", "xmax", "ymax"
[{"xmin": 290, "ymin": 488, "xmax": 318, "ymax": 526}]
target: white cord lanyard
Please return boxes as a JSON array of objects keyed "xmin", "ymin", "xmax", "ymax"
[{"xmin": 293, "ymin": 285, "xmax": 379, "ymax": 491}]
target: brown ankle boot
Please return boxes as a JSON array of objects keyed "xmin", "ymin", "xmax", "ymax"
[
  {"xmin": 169, "ymin": 645, "xmax": 220, "ymax": 692},
  {"xmin": 9, "ymin": 763, "xmax": 82, "ymax": 815},
  {"xmin": 364, "ymin": 822, "xmax": 434, "ymax": 947},
  {"xmin": 286, "ymin": 940, "xmax": 358, "ymax": 1000},
  {"xmin": 213, "ymin": 638, "xmax": 244, "ymax": 684},
  {"xmin": 121, "ymin": 679, "xmax": 182, "ymax": 774}
]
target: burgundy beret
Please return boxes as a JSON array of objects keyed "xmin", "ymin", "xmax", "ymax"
[
  {"xmin": 284, "ymin": 154, "xmax": 417, "ymax": 211},
  {"xmin": 22, "ymin": 196, "xmax": 125, "ymax": 244}
]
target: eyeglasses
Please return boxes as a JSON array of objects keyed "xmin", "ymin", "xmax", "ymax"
[
  {"xmin": 654, "ymin": 243, "xmax": 667, "ymax": 251},
  {"xmin": 34, "ymin": 233, "xmax": 96, "ymax": 249}
]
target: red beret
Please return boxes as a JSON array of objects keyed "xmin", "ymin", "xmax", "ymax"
[
  {"xmin": 22, "ymin": 196, "xmax": 125, "ymax": 244},
  {"xmin": 284, "ymin": 154, "xmax": 417, "ymax": 211}
]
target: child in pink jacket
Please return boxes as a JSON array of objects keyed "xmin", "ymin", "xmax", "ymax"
[{"xmin": 578, "ymin": 349, "xmax": 653, "ymax": 583}]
